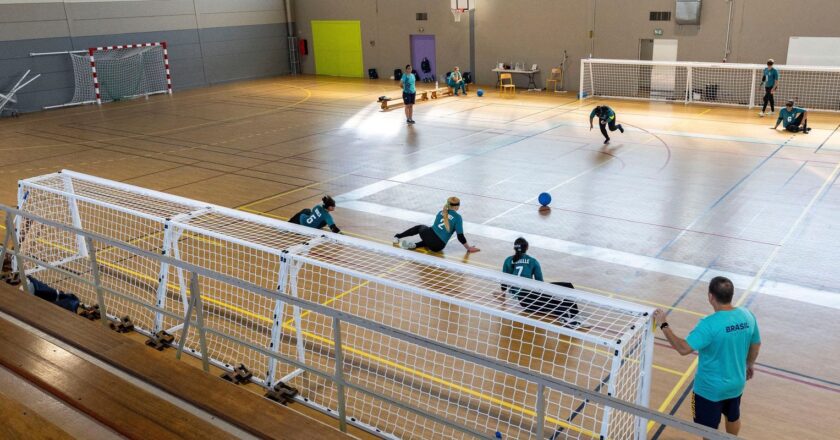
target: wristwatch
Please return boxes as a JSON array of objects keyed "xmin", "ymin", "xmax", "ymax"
[{"xmin": 659, "ymin": 322, "xmax": 670, "ymax": 330}]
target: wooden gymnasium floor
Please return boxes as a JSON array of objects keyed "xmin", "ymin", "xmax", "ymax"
[{"xmin": 1, "ymin": 76, "xmax": 839, "ymax": 439}]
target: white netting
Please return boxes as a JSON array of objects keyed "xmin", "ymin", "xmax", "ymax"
[
  {"xmin": 15, "ymin": 170, "xmax": 654, "ymax": 440},
  {"xmin": 581, "ymin": 59, "xmax": 840, "ymax": 111},
  {"xmin": 68, "ymin": 45, "xmax": 168, "ymax": 105}
]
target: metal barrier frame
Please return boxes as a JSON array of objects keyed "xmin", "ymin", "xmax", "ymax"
[{"xmin": 0, "ymin": 204, "xmax": 736, "ymax": 440}]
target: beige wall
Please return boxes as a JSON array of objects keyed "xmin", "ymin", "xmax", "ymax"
[
  {"xmin": 294, "ymin": 0, "xmax": 469, "ymax": 80},
  {"xmin": 295, "ymin": 0, "xmax": 840, "ymax": 90}
]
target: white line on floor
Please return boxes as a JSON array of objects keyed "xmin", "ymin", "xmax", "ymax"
[{"xmin": 339, "ymin": 200, "xmax": 840, "ymax": 311}]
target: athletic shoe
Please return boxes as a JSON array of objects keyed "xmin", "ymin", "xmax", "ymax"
[
  {"xmin": 618, "ymin": 124, "xmax": 624, "ymax": 133},
  {"xmin": 408, "ymin": 119, "xmax": 416, "ymax": 124},
  {"xmin": 769, "ymin": 110, "xmax": 775, "ymax": 115},
  {"xmin": 399, "ymin": 240, "xmax": 416, "ymax": 250},
  {"xmin": 758, "ymin": 112, "xmax": 765, "ymax": 117},
  {"xmin": 392, "ymin": 235, "xmax": 400, "ymax": 245},
  {"xmin": 603, "ymin": 139, "xmax": 610, "ymax": 144}
]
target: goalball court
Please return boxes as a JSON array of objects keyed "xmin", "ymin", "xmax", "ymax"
[
  {"xmin": 1, "ymin": 74, "xmax": 839, "ymax": 439},
  {"xmin": 2, "ymin": 0, "xmax": 840, "ymax": 438}
]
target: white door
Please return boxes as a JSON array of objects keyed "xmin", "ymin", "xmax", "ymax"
[{"xmin": 651, "ymin": 39, "xmax": 678, "ymax": 100}]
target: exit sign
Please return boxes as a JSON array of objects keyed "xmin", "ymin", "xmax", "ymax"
[{"xmin": 654, "ymin": 28, "xmax": 663, "ymax": 36}]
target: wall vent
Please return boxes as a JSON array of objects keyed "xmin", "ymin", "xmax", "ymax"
[
  {"xmin": 416, "ymin": 13, "xmax": 428, "ymax": 21},
  {"xmin": 649, "ymin": 11, "xmax": 671, "ymax": 21}
]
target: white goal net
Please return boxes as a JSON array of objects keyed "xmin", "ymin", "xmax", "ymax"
[
  {"xmin": 68, "ymin": 42, "xmax": 172, "ymax": 106},
  {"xmin": 581, "ymin": 58, "xmax": 840, "ymax": 112},
  {"xmin": 13, "ymin": 170, "xmax": 655, "ymax": 440}
]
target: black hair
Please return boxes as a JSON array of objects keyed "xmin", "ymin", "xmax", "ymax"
[
  {"xmin": 322, "ymin": 195, "xmax": 336, "ymax": 208},
  {"xmin": 786, "ymin": 100, "xmax": 795, "ymax": 106},
  {"xmin": 708, "ymin": 276, "xmax": 734, "ymax": 304},
  {"xmin": 405, "ymin": 64, "xmax": 411, "ymax": 69},
  {"xmin": 513, "ymin": 237, "xmax": 528, "ymax": 262}
]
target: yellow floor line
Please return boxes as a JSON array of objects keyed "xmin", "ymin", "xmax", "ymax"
[
  {"xmin": 698, "ymin": 108, "xmax": 712, "ymax": 116},
  {"xmin": 647, "ymin": 358, "xmax": 698, "ymax": 433},
  {"xmin": 282, "ymin": 322, "xmax": 600, "ymax": 438},
  {"xmin": 241, "ymin": 207, "xmax": 688, "ymax": 377},
  {"xmin": 235, "ymin": 171, "xmax": 357, "ymax": 211}
]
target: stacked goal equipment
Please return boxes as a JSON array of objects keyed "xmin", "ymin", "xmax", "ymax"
[
  {"xmin": 580, "ymin": 58, "xmax": 840, "ymax": 112},
  {"xmin": 68, "ymin": 42, "xmax": 172, "ymax": 106},
  {"xmin": 14, "ymin": 170, "xmax": 654, "ymax": 439}
]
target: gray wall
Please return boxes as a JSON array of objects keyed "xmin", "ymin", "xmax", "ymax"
[
  {"xmin": 294, "ymin": 0, "xmax": 840, "ymax": 90},
  {"xmin": 0, "ymin": 0, "xmax": 290, "ymax": 112}
]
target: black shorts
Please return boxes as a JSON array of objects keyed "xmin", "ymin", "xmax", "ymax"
[
  {"xmin": 402, "ymin": 92, "xmax": 416, "ymax": 105},
  {"xmin": 418, "ymin": 225, "xmax": 445, "ymax": 252},
  {"xmin": 692, "ymin": 392, "xmax": 741, "ymax": 429}
]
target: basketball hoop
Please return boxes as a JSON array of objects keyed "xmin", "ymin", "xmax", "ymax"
[{"xmin": 451, "ymin": 8, "xmax": 467, "ymax": 22}]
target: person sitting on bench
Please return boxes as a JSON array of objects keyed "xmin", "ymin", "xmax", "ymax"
[
  {"xmin": 501, "ymin": 237, "xmax": 580, "ymax": 325},
  {"xmin": 773, "ymin": 100, "xmax": 811, "ymax": 133},
  {"xmin": 448, "ymin": 66, "xmax": 467, "ymax": 96}
]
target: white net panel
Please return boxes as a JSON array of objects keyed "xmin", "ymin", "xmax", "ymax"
[
  {"xmin": 16, "ymin": 170, "xmax": 653, "ymax": 440},
  {"xmin": 69, "ymin": 53, "xmax": 96, "ymax": 105},
  {"xmin": 581, "ymin": 59, "xmax": 840, "ymax": 111},
  {"xmin": 68, "ymin": 45, "xmax": 168, "ymax": 105}
]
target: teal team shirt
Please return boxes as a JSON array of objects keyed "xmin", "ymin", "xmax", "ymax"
[
  {"xmin": 590, "ymin": 106, "xmax": 615, "ymax": 121},
  {"xmin": 432, "ymin": 210, "xmax": 463, "ymax": 243},
  {"xmin": 777, "ymin": 106, "xmax": 805, "ymax": 128},
  {"xmin": 300, "ymin": 204, "xmax": 335, "ymax": 230},
  {"xmin": 401, "ymin": 72, "xmax": 416, "ymax": 94},
  {"xmin": 502, "ymin": 254, "xmax": 544, "ymax": 282},
  {"xmin": 763, "ymin": 67, "xmax": 779, "ymax": 88},
  {"xmin": 686, "ymin": 308, "xmax": 760, "ymax": 401}
]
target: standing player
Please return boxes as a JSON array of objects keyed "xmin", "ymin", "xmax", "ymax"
[
  {"xmin": 589, "ymin": 105, "xmax": 624, "ymax": 144},
  {"xmin": 773, "ymin": 100, "xmax": 811, "ymax": 133},
  {"xmin": 288, "ymin": 195, "xmax": 342, "ymax": 234},
  {"xmin": 393, "ymin": 196, "xmax": 479, "ymax": 253},
  {"xmin": 401, "ymin": 64, "xmax": 416, "ymax": 124},
  {"xmin": 759, "ymin": 59, "xmax": 779, "ymax": 117}
]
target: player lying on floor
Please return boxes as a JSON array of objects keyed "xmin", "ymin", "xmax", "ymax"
[{"xmin": 288, "ymin": 195, "xmax": 341, "ymax": 234}]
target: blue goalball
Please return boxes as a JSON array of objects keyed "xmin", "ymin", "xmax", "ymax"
[
  {"xmin": 538, "ymin": 192, "xmax": 552, "ymax": 206},
  {"xmin": 477, "ymin": 89, "xmax": 484, "ymax": 97}
]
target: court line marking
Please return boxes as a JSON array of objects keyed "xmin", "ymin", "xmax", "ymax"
[
  {"xmin": 648, "ymin": 156, "xmax": 840, "ymax": 434},
  {"xmin": 482, "ymin": 145, "xmax": 637, "ymax": 225},
  {"xmin": 697, "ymin": 109, "xmax": 712, "ymax": 116},
  {"xmin": 337, "ymin": 200, "xmax": 840, "ymax": 311},
  {"xmin": 333, "ymin": 155, "xmax": 473, "ymax": 203}
]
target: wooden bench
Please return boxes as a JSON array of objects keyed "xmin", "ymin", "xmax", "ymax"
[
  {"xmin": 0, "ymin": 316, "xmax": 236, "ymax": 440},
  {"xmin": 378, "ymin": 90, "xmax": 430, "ymax": 110},
  {"xmin": 0, "ymin": 395, "xmax": 74, "ymax": 440},
  {"xmin": 0, "ymin": 284, "xmax": 349, "ymax": 440}
]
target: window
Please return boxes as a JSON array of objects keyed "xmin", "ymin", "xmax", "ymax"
[{"xmin": 649, "ymin": 11, "xmax": 671, "ymax": 21}]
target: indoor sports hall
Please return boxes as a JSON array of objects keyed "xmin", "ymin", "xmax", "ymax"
[{"xmin": 1, "ymin": 1, "xmax": 838, "ymax": 439}]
